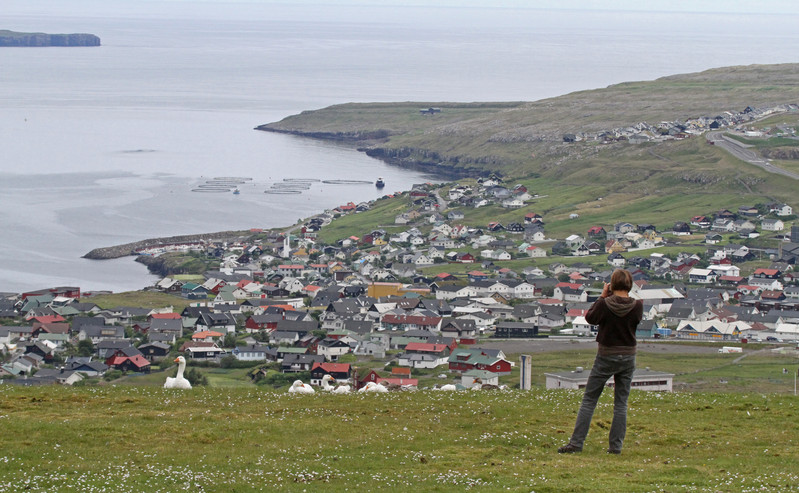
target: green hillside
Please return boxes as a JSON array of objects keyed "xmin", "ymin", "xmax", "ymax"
[
  {"xmin": 1, "ymin": 385, "xmax": 796, "ymax": 492},
  {"xmin": 259, "ymin": 64, "xmax": 799, "ymax": 211}
]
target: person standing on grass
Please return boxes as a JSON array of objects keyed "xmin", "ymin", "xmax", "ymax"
[{"xmin": 558, "ymin": 268, "xmax": 643, "ymax": 455}]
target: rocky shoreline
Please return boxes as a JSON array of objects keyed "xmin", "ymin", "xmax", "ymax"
[
  {"xmin": 82, "ymin": 230, "xmax": 251, "ymax": 260},
  {"xmin": 255, "ymin": 125, "xmax": 485, "ymax": 179}
]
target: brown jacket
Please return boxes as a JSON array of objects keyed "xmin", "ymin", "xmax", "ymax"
[{"xmin": 585, "ymin": 295, "xmax": 643, "ymax": 350}]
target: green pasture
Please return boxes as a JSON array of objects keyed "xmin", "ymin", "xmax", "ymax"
[
  {"xmin": 82, "ymin": 291, "xmax": 195, "ymax": 311},
  {"xmin": 1, "ymin": 384, "xmax": 797, "ymax": 492}
]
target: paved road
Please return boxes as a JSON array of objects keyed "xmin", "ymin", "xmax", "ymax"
[{"xmin": 706, "ymin": 131, "xmax": 799, "ymax": 180}]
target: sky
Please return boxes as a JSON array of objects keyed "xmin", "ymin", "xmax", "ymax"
[{"xmin": 6, "ymin": 0, "xmax": 799, "ymax": 17}]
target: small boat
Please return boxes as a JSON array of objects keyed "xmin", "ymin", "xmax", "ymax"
[
  {"xmin": 233, "ymin": 188, "xmax": 240, "ymax": 194},
  {"xmin": 375, "ymin": 177, "xmax": 385, "ymax": 188}
]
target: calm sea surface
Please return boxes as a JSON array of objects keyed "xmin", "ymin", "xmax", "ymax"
[{"xmin": 1, "ymin": 1, "xmax": 798, "ymax": 293}]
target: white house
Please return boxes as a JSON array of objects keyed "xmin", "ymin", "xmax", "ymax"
[
  {"xmin": 316, "ymin": 338, "xmax": 352, "ymax": 362},
  {"xmin": 525, "ymin": 245, "xmax": 547, "ymax": 258},
  {"xmin": 707, "ymin": 265, "xmax": 741, "ymax": 277},
  {"xmin": 545, "ymin": 367, "xmax": 674, "ymax": 391},
  {"xmin": 761, "ymin": 219, "xmax": 784, "ymax": 232},
  {"xmin": 688, "ymin": 268, "xmax": 716, "ymax": 284},
  {"xmin": 570, "ymin": 316, "xmax": 597, "ymax": 336}
]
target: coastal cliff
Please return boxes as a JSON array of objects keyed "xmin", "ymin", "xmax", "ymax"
[{"xmin": 0, "ymin": 30, "xmax": 100, "ymax": 47}]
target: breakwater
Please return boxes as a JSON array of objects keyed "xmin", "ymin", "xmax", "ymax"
[{"xmin": 82, "ymin": 230, "xmax": 251, "ymax": 260}]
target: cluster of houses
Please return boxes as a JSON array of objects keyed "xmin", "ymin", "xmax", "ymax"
[
  {"xmin": 562, "ymin": 104, "xmax": 798, "ymax": 144},
  {"xmin": 2, "ymin": 173, "xmax": 798, "ymax": 388}
]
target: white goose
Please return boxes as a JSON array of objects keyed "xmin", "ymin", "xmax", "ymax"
[
  {"xmin": 164, "ymin": 356, "xmax": 192, "ymax": 389},
  {"xmin": 358, "ymin": 381, "xmax": 389, "ymax": 393},
  {"xmin": 320, "ymin": 374, "xmax": 336, "ymax": 391},
  {"xmin": 288, "ymin": 380, "xmax": 315, "ymax": 394},
  {"xmin": 322, "ymin": 374, "xmax": 351, "ymax": 394}
]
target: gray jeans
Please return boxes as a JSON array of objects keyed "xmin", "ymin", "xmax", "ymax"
[{"xmin": 567, "ymin": 353, "xmax": 635, "ymax": 451}]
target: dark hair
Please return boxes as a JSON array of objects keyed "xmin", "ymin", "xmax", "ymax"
[{"xmin": 610, "ymin": 269, "xmax": 633, "ymax": 292}]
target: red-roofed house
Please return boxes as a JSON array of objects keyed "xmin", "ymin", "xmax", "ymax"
[
  {"xmin": 192, "ymin": 330, "xmax": 224, "ymax": 342},
  {"xmin": 105, "ymin": 349, "xmax": 151, "ymax": 372},
  {"xmin": 31, "ymin": 322, "xmax": 70, "ymax": 337},
  {"xmin": 467, "ymin": 270, "xmax": 488, "ymax": 281},
  {"xmin": 760, "ymin": 290, "xmax": 785, "ymax": 301},
  {"xmin": 398, "ymin": 342, "xmax": 451, "ymax": 368},
  {"xmin": 566, "ymin": 308, "xmax": 588, "ymax": 322},
  {"xmin": 310, "ymin": 361, "xmax": 352, "ymax": 385},
  {"xmin": 719, "ymin": 275, "xmax": 744, "ymax": 285},
  {"xmin": 554, "ymin": 282, "xmax": 587, "ymax": 302},
  {"xmin": 356, "ymin": 369, "xmax": 418, "ymax": 390},
  {"xmin": 336, "ymin": 202, "xmax": 357, "ymax": 213},
  {"xmin": 587, "ymin": 226, "xmax": 607, "ymax": 239},
  {"xmin": 568, "ymin": 272, "xmax": 587, "ymax": 281},
  {"xmin": 150, "ymin": 312, "xmax": 181, "ymax": 320},
  {"xmin": 753, "ymin": 268, "xmax": 781, "ymax": 279},
  {"xmin": 302, "ymin": 285, "xmax": 322, "ymax": 298},
  {"xmin": 27, "ymin": 314, "xmax": 66, "ymax": 324}
]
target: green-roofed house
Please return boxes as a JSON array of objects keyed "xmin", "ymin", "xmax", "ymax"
[
  {"xmin": 448, "ymin": 347, "xmax": 513, "ymax": 375},
  {"xmin": 181, "ymin": 283, "xmax": 209, "ymax": 300},
  {"xmin": 461, "ymin": 369, "xmax": 499, "ymax": 389}
]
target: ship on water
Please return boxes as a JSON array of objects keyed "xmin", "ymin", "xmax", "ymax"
[{"xmin": 375, "ymin": 177, "xmax": 385, "ymax": 188}]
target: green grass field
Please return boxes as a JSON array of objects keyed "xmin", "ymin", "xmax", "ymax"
[
  {"xmin": 82, "ymin": 291, "xmax": 196, "ymax": 311},
  {"xmin": 1, "ymin": 384, "xmax": 797, "ymax": 492}
]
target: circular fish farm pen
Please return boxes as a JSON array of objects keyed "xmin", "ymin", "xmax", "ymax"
[
  {"xmin": 191, "ymin": 176, "xmax": 372, "ymax": 194},
  {"xmin": 213, "ymin": 177, "xmax": 253, "ymax": 182},
  {"xmin": 191, "ymin": 177, "xmax": 253, "ymax": 192},
  {"xmin": 270, "ymin": 183, "xmax": 312, "ymax": 190},
  {"xmin": 321, "ymin": 179, "xmax": 372, "ymax": 184},
  {"xmin": 263, "ymin": 189, "xmax": 302, "ymax": 194}
]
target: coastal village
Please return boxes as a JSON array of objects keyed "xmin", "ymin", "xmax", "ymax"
[
  {"xmin": 2, "ymin": 165, "xmax": 799, "ymax": 391},
  {"xmin": 3, "ymin": 103, "xmax": 799, "ymax": 391}
]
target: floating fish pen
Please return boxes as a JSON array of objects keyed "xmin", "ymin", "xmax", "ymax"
[
  {"xmin": 191, "ymin": 176, "xmax": 253, "ymax": 193},
  {"xmin": 321, "ymin": 179, "xmax": 372, "ymax": 184},
  {"xmin": 214, "ymin": 176, "xmax": 253, "ymax": 182},
  {"xmin": 264, "ymin": 189, "xmax": 302, "ymax": 194},
  {"xmin": 283, "ymin": 178, "xmax": 321, "ymax": 183},
  {"xmin": 271, "ymin": 182, "xmax": 312, "ymax": 188}
]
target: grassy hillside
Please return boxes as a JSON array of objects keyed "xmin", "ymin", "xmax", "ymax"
[
  {"xmin": 259, "ymin": 64, "xmax": 799, "ymax": 211},
  {"xmin": 1, "ymin": 385, "xmax": 797, "ymax": 492}
]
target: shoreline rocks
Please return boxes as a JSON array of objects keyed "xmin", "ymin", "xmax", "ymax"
[{"xmin": 82, "ymin": 230, "xmax": 251, "ymax": 260}]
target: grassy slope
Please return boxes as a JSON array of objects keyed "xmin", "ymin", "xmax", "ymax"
[
  {"xmin": 1, "ymin": 385, "xmax": 797, "ymax": 492},
  {"xmin": 81, "ymin": 291, "xmax": 196, "ymax": 311},
  {"xmin": 262, "ymin": 65, "xmax": 799, "ymax": 246}
]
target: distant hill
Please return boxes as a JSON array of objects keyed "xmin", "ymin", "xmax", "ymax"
[
  {"xmin": 0, "ymin": 30, "xmax": 100, "ymax": 47},
  {"xmin": 258, "ymin": 64, "xmax": 799, "ymax": 194}
]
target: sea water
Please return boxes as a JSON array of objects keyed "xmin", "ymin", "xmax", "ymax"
[{"xmin": 1, "ymin": 1, "xmax": 798, "ymax": 293}]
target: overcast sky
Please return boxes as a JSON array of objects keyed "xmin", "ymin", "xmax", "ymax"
[{"xmin": 6, "ymin": 0, "xmax": 799, "ymax": 16}]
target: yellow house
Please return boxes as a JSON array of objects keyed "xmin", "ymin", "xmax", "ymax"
[{"xmin": 605, "ymin": 239, "xmax": 627, "ymax": 254}]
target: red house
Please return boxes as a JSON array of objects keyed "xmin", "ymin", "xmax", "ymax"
[
  {"xmin": 244, "ymin": 314, "xmax": 282, "ymax": 332},
  {"xmin": 105, "ymin": 348, "xmax": 151, "ymax": 373},
  {"xmin": 447, "ymin": 348, "xmax": 512, "ymax": 375},
  {"xmin": 310, "ymin": 361, "xmax": 352, "ymax": 383},
  {"xmin": 356, "ymin": 369, "xmax": 418, "ymax": 390}
]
